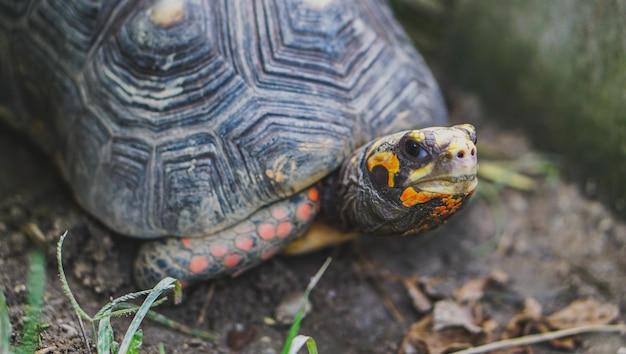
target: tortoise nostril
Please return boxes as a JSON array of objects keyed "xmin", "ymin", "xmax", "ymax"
[
  {"xmin": 457, "ymin": 150, "xmax": 465, "ymax": 159},
  {"xmin": 471, "ymin": 148, "xmax": 475, "ymax": 156}
]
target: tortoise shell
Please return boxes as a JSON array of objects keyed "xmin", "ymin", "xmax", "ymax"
[{"xmin": 0, "ymin": 0, "xmax": 446, "ymax": 238}]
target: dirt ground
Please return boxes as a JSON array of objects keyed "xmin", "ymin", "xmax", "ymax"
[{"xmin": 1, "ymin": 91, "xmax": 625, "ymax": 354}]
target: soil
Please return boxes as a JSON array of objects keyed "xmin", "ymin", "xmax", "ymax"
[{"xmin": 1, "ymin": 91, "xmax": 625, "ymax": 354}]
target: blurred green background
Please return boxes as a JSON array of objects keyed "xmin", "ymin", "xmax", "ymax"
[{"xmin": 392, "ymin": 0, "xmax": 626, "ymax": 213}]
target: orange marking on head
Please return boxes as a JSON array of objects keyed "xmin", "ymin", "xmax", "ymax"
[
  {"xmin": 258, "ymin": 223, "xmax": 276, "ymax": 240},
  {"xmin": 296, "ymin": 202, "xmax": 314, "ymax": 221},
  {"xmin": 400, "ymin": 187, "xmax": 443, "ymax": 207},
  {"xmin": 224, "ymin": 253, "xmax": 242, "ymax": 268},
  {"xmin": 189, "ymin": 256, "xmax": 209, "ymax": 274},
  {"xmin": 366, "ymin": 151, "xmax": 400, "ymax": 187},
  {"xmin": 276, "ymin": 221, "xmax": 294, "ymax": 239},
  {"xmin": 210, "ymin": 243, "xmax": 228, "ymax": 258},
  {"xmin": 271, "ymin": 206, "xmax": 289, "ymax": 220},
  {"xmin": 307, "ymin": 188, "xmax": 320, "ymax": 202},
  {"xmin": 235, "ymin": 236, "xmax": 254, "ymax": 251}
]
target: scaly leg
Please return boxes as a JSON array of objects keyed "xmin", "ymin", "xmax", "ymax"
[{"xmin": 134, "ymin": 186, "xmax": 320, "ymax": 288}]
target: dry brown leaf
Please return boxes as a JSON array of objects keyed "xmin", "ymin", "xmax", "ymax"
[
  {"xmin": 522, "ymin": 297, "xmax": 542, "ymax": 320},
  {"xmin": 481, "ymin": 318, "xmax": 500, "ymax": 343},
  {"xmin": 433, "ymin": 300, "xmax": 482, "ymax": 334},
  {"xmin": 399, "ymin": 315, "xmax": 478, "ymax": 354},
  {"xmin": 455, "ymin": 278, "xmax": 486, "ymax": 303},
  {"xmin": 503, "ymin": 297, "xmax": 543, "ymax": 339},
  {"xmin": 403, "ymin": 278, "xmax": 432, "ymax": 313},
  {"xmin": 454, "ymin": 270, "xmax": 510, "ymax": 303},
  {"xmin": 545, "ymin": 298, "xmax": 619, "ymax": 330}
]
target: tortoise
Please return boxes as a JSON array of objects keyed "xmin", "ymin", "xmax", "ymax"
[{"xmin": 0, "ymin": 0, "xmax": 478, "ymax": 288}]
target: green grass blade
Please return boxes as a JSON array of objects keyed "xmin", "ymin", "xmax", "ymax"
[
  {"xmin": 126, "ymin": 329, "xmax": 142, "ymax": 354},
  {"xmin": 281, "ymin": 309, "xmax": 304, "ymax": 354},
  {"xmin": 117, "ymin": 277, "xmax": 176, "ymax": 354},
  {"xmin": 93, "ymin": 290, "xmax": 154, "ymax": 320},
  {"xmin": 0, "ymin": 291, "xmax": 11, "ymax": 354},
  {"xmin": 158, "ymin": 343, "xmax": 165, "ymax": 354},
  {"xmin": 56, "ymin": 232, "xmax": 92, "ymax": 321},
  {"xmin": 14, "ymin": 249, "xmax": 46, "ymax": 354},
  {"xmin": 280, "ymin": 258, "xmax": 331, "ymax": 354},
  {"xmin": 287, "ymin": 335, "xmax": 318, "ymax": 354},
  {"xmin": 478, "ymin": 161, "xmax": 536, "ymax": 191},
  {"xmin": 96, "ymin": 316, "xmax": 113, "ymax": 354},
  {"xmin": 115, "ymin": 304, "xmax": 216, "ymax": 341},
  {"xmin": 305, "ymin": 337, "xmax": 318, "ymax": 354}
]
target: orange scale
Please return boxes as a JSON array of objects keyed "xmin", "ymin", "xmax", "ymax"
[
  {"xmin": 296, "ymin": 202, "xmax": 314, "ymax": 221},
  {"xmin": 307, "ymin": 188, "xmax": 320, "ymax": 202},
  {"xmin": 224, "ymin": 253, "xmax": 242, "ymax": 268},
  {"xmin": 271, "ymin": 206, "xmax": 289, "ymax": 220},
  {"xmin": 257, "ymin": 223, "xmax": 276, "ymax": 240},
  {"xmin": 181, "ymin": 237, "xmax": 192, "ymax": 249},
  {"xmin": 189, "ymin": 256, "xmax": 209, "ymax": 274},
  {"xmin": 276, "ymin": 222, "xmax": 294, "ymax": 239},
  {"xmin": 210, "ymin": 243, "xmax": 228, "ymax": 258},
  {"xmin": 235, "ymin": 236, "xmax": 254, "ymax": 251}
]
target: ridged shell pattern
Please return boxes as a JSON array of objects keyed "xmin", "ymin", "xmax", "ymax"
[{"xmin": 0, "ymin": 0, "xmax": 446, "ymax": 238}]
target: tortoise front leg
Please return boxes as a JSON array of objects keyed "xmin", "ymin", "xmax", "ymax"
[{"xmin": 134, "ymin": 186, "xmax": 320, "ymax": 288}]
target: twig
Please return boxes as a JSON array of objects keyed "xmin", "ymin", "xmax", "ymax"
[
  {"xmin": 450, "ymin": 324, "xmax": 626, "ymax": 354},
  {"xmin": 355, "ymin": 254, "xmax": 406, "ymax": 325},
  {"xmin": 196, "ymin": 284, "xmax": 215, "ymax": 325},
  {"xmin": 22, "ymin": 222, "xmax": 47, "ymax": 246},
  {"xmin": 74, "ymin": 312, "xmax": 92, "ymax": 354}
]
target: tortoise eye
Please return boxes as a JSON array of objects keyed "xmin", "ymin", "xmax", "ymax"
[{"xmin": 404, "ymin": 140, "xmax": 428, "ymax": 160}]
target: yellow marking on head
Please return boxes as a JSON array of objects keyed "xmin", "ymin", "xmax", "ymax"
[
  {"xmin": 407, "ymin": 130, "xmax": 425, "ymax": 142},
  {"xmin": 400, "ymin": 187, "xmax": 442, "ymax": 207},
  {"xmin": 446, "ymin": 139, "xmax": 466, "ymax": 154},
  {"xmin": 407, "ymin": 163, "xmax": 434, "ymax": 183},
  {"xmin": 150, "ymin": 0, "xmax": 185, "ymax": 28},
  {"xmin": 367, "ymin": 151, "xmax": 400, "ymax": 187}
]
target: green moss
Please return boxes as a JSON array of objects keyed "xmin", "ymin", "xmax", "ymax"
[{"xmin": 443, "ymin": 0, "xmax": 626, "ymax": 211}]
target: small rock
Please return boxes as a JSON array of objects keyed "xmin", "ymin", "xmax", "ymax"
[
  {"xmin": 275, "ymin": 292, "xmax": 311, "ymax": 325},
  {"xmin": 227, "ymin": 323, "xmax": 257, "ymax": 351},
  {"xmin": 433, "ymin": 300, "xmax": 482, "ymax": 334}
]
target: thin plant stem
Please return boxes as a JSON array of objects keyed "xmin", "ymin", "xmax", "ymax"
[
  {"xmin": 450, "ymin": 324, "xmax": 626, "ymax": 354},
  {"xmin": 57, "ymin": 232, "xmax": 93, "ymax": 322}
]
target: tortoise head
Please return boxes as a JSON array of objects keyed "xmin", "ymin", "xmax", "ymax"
[{"xmin": 334, "ymin": 124, "xmax": 478, "ymax": 235}]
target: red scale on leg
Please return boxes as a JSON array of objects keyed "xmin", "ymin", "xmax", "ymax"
[
  {"xmin": 235, "ymin": 235, "xmax": 254, "ymax": 251},
  {"xmin": 181, "ymin": 237, "xmax": 192, "ymax": 249},
  {"xmin": 257, "ymin": 222, "xmax": 276, "ymax": 240},
  {"xmin": 271, "ymin": 205, "xmax": 289, "ymax": 220},
  {"xmin": 308, "ymin": 187, "xmax": 319, "ymax": 202},
  {"xmin": 296, "ymin": 202, "xmax": 314, "ymax": 222},
  {"xmin": 224, "ymin": 253, "xmax": 242, "ymax": 268},
  {"xmin": 189, "ymin": 256, "xmax": 209, "ymax": 274},
  {"xmin": 276, "ymin": 221, "xmax": 294, "ymax": 239},
  {"xmin": 210, "ymin": 243, "xmax": 228, "ymax": 257}
]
